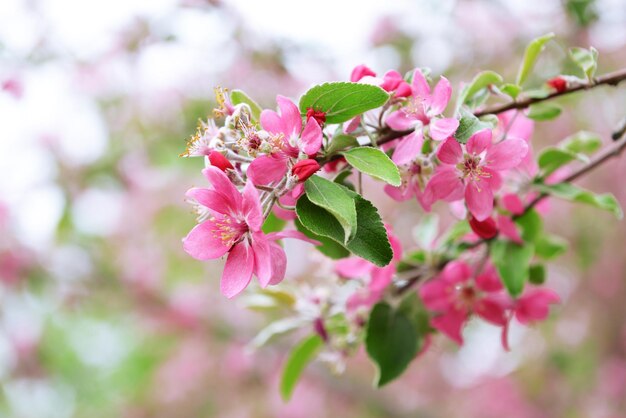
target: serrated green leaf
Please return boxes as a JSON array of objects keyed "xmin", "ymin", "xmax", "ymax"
[
  {"xmin": 528, "ymin": 103, "xmax": 562, "ymax": 121},
  {"xmin": 294, "ymin": 218, "xmax": 350, "ymax": 259},
  {"xmin": 304, "ymin": 175, "xmax": 357, "ymax": 243},
  {"xmin": 341, "ymin": 147, "xmax": 401, "ymax": 186},
  {"xmin": 535, "ymin": 234, "xmax": 568, "ymax": 260},
  {"xmin": 528, "ymin": 264, "xmax": 546, "ymax": 285},
  {"xmin": 299, "ymin": 82, "xmax": 389, "ymax": 124},
  {"xmin": 569, "ymin": 47, "xmax": 598, "ymax": 81},
  {"xmin": 516, "ymin": 33, "xmax": 555, "ymax": 85},
  {"xmin": 326, "ymin": 134, "xmax": 359, "ymax": 155},
  {"xmin": 280, "ymin": 335, "xmax": 324, "ymax": 401},
  {"xmin": 490, "ymin": 240, "xmax": 535, "ymax": 297},
  {"xmin": 454, "ymin": 113, "xmax": 490, "ymax": 143},
  {"xmin": 230, "ymin": 89, "xmax": 262, "ymax": 122},
  {"xmin": 560, "ymin": 131, "xmax": 602, "ymax": 155},
  {"xmin": 456, "ymin": 70, "xmax": 503, "ymax": 112},
  {"xmin": 537, "ymin": 183, "xmax": 623, "ymax": 219},
  {"xmin": 296, "ymin": 193, "xmax": 393, "ymax": 266},
  {"xmin": 365, "ymin": 302, "xmax": 420, "ymax": 387}
]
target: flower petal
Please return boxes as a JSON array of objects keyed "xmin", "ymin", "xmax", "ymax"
[
  {"xmin": 260, "ymin": 109, "xmax": 285, "ymax": 135},
  {"xmin": 466, "ymin": 128, "xmax": 492, "ymax": 155},
  {"xmin": 429, "ymin": 76, "xmax": 451, "ymax": 115},
  {"xmin": 386, "ymin": 109, "xmax": 418, "ymax": 131},
  {"xmin": 431, "ymin": 308, "xmax": 467, "ymax": 345},
  {"xmin": 202, "ymin": 166, "xmax": 242, "ymax": 209},
  {"xmin": 185, "ymin": 187, "xmax": 232, "ymax": 215},
  {"xmin": 276, "ymin": 95, "xmax": 302, "ymax": 136},
  {"xmin": 475, "ymin": 297, "xmax": 507, "ymax": 326},
  {"xmin": 221, "ymin": 241, "xmax": 254, "ymax": 298},
  {"xmin": 247, "ymin": 155, "xmax": 288, "ymax": 186},
  {"xmin": 267, "ymin": 242, "xmax": 287, "ymax": 285},
  {"xmin": 335, "ymin": 257, "xmax": 373, "ymax": 278},
  {"xmin": 437, "ymin": 137, "xmax": 463, "ymax": 164},
  {"xmin": 411, "ymin": 69, "xmax": 431, "ymax": 99},
  {"xmin": 515, "ymin": 288, "xmax": 560, "ymax": 324},
  {"xmin": 465, "ymin": 180, "xmax": 494, "ymax": 221},
  {"xmin": 251, "ymin": 232, "xmax": 272, "ymax": 287},
  {"xmin": 392, "ymin": 131, "xmax": 423, "ymax": 165},
  {"xmin": 300, "ymin": 118, "xmax": 323, "ymax": 155},
  {"xmin": 484, "ymin": 138, "xmax": 529, "ymax": 170},
  {"xmin": 425, "ymin": 166, "xmax": 463, "ymax": 201},
  {"xmin": 497, "ymin": 214, "xmax": 523, "ymax": 244},
  {"xmin": 430, "ymin": 117, "xmax": 459, "ymax": 141},
  {"xmin": 242, "ymin": 181, "xmax": 263, "ymax": 231},
  {"xmin": 183, "ymin": 220, "xmax": 231, "ymax": 260},
  {"xmin": 266, "ymin": 230, "xmax": 320, "ymax": 246}
]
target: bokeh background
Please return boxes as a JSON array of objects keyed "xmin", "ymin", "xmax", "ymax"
[{"xmin": 1, "ymin": 0, "xmax": 626, "ymax": 417}]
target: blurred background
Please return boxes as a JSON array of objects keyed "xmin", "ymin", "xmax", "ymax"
[{"xmin": 1, "ymin": 0, "xmax": 626, "ymax": 417}]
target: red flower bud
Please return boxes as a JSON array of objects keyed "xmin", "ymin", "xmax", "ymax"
[
  {"xmin": 291, "ymin": 159, "xmax": 320, "ymax": 182},
  {"xmin": 546, "ymin": 76, "xmax": 567, "ymax": 93},
  {"xmin": 306, "ymin": 108, "xmax": 326, "ymax": 126},
  {"xmin": 469, "ymin": 215, "xmax": 498, "ymax": 240},
  {"xmin": 208, "ymin": 151, "xmax": 234, "ymax": 172}
]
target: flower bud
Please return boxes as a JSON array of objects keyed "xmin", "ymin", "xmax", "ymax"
[
  {"xmin": 291, "ymin": 159, "xmax": 320, "ymax": 182},
  {"xmin": 469, "ymin": 215, "xmax": 498, "ymax": 239},
  {"xmin": 208, "ymin": 151, "xmax": 234, "ymax": 172},
  {"xmin": 546, "ymin": 76, "xmax": 567, "ymax": 93},
  {"xmin": 350, "ymin": 64, "xmax": 376, "ymax": 82},
  {"xmin": 306, "ymin": 108, "xmax": 326, "ymax": 126}
]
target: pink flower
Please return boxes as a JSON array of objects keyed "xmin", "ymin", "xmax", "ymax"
[
  {"xmin": 335, "ymin": 226, "xmax": 402, "ymax": 311},
  {"xmin": 350, "ymin": 64, "xmax": 376, "ymax": 82},
  {"xmin": 380, "ymin": 70, "xmax": 411, "ymax": 97},
  {"xmin": 247, "ymin": 96, "xmax": 322, "ymax": 186},
  {"xmin": 183, "ymin": 166, "xmax": 316, "ymax": 297},
  {"xmin": 513, "ymin": 288, "xmax": 560, "ymax": 325},
  {"xmin": 419, "ymin": 261, "xmax": 507, "ymax": 345},
  {"xmin": 385, "ymin": 69, "xmax": 459, "ymax": 140},
  {"xmin": 427, "ymin": 129, "xmax": 529, "ymax": 221}
]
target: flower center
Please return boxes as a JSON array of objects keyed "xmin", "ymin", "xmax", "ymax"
[
  {"xmin": 458, "ymin": 154, "xmax": 490, "ymax": 183},
  {"xmin": 455, "ymin": 283, "xmax": 478, "ymax": 309},
  {"xmin": 212, "ymin": 216, "xmax": 248, "ymax": 247}
]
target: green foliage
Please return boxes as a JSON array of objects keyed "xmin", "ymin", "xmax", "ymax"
[
  {"xmin": 299, "ymin": 82, "xmax": 389, "ymax": 124},
  {"xmin": 538, "ymin": 131, "xmax": 602, "ymax": 176},
  {"xmin": 280, "ymin": 335, "xmax": 324, "ymax": 401},
  {"xmin": 516, "ymin": 32, "xmax": 555, "ymax": 85},
  {"xmin": 326, "ymin": 134, "xmax": 359, "ymax": 154},
  {"xmin": 295, "ymin": 218, "xmax": 351, "ymax": 259},
  {"xmin": 528, "ymin": 103, "xmax": 562, "ymax": 121},
  {"xmin": 535, "ymin": 234, "xmax": 569, "ymax": 260},
  {"xmin": 230, "ymin": 89, "xmax": 263, "ymax": 122},
  {"xmin": 515, "ymin": 209, "xmax": 543, "ymax": 242},
  {"xmin": 500, "ymin": 83, "xmax": 522, "ymax": 99},
  {"xmin": 341, "ymin": 147, "xmax": 402, "ymax": 186},
  {"xmin": 538, "ymin": 149, "xmax": 586, "ymax": 177},
  {"xmin": 537, "ymin": 183, "xmax": 623, "ymax": 219},
  {"xmin": 565, "ymin": 0, "xmax": 599, "ymax": 27},
  {"xmin": 490, "ymin": 240, "xmax": 535, "ymax": 297},
  {"xmin": 262, "ymin": 211, "xmax": 287, "ymax": 234},
  {"xmin": 365, "ymin": 302, "xmax": 420, "ymax": 387},
  {"xmin": 561, "ymin": 131, "xmax": 602, "ymax": 155},
  {"xmin": 454, "ymin": 112, "xmax": 491, "ymax": 143},
  {"xmin": 529, "ymin": 264, "xmax": 547, "ymax": 285},
  {"xmin": 569, "ymin": 47, "xmax": 599, "ymax": 81},
  {"xmin": 304, "ymin": 175, "xmax": 357, "ymax": 243},
  {"xmin": 456, "ymin": 70, "xmax": 503, "ymax": 112}
]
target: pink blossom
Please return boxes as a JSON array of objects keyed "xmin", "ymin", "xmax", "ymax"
[
  {"xmin": 247, "ymin": 96, "xmax": 322, "ymax": 186},
  {"xmin": 350, "ymin": 64, "xmax": 376, "ymax": 82},
  {"xmin": 380, "ymin": 70, "xmax": 411, "ymax": 97},
  {"xmin": 513, "ymin": 288, "xmax": 560, "ymax": 325},
  {"xmin": 183, "ymin": 166, "xmax": 315, "ymax": 297},
  {"xmin": 426, "ymin": 129, "xmax": 529, "ymax": 221},
  {"xmin": 419, "ymin": 261, "xmax": 507, "ymax": 344},
  {"xmin": 385, "ymin": 69, "xmax": 459, "ymax": 140}
]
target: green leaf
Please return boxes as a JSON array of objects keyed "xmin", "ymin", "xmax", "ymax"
[
  {"xmin": 535, "ymin": 234, "xmax": 568, "ymax": 260},
  {"xmin": 560, "ymin": 131, "xmax": 602, "ymax": 155},
  {"xmin": 500, "ymin": 83, "xmax": 522, "ymax": 99},
  {"xmin": 326, "ymin": 134, "xmax": 359, "ymax": 155},
  {"xmin": 537, "ymin": 183, "xmax": 623, "ymax": 219},
  {"xmin": 527, "ymin": 103, "xmax": 562, "ymax": 121},
  {"xmin": 296, "ymin": 193, "xmax": 393, "ymax": 266},
  {"xmin": 454, "ymin": 112, "xmax": 490, "ymax": 143},
  {"xmin": 304, "ymin": 175, "xmax": 357, "ymax": 243},
  {"xmin": 490, "ymin": 240, "xmax": 535, "ymax": 297},
  {"xmin": 516, "ymin": 32, "xmax": 555, "ymax": 85},
  {"xmin": 528, "ymin": 264, "xmax": 546, "ymax": 285},
  {"xmin": 280, "ymin": 335, "xmax": 324, "ymax": 401},
  {"xmin": 262, "ymin": 211, "xmax": 287, "ymax": 234},
  {"xmin": 341, "ymin": 147, "xmax": 401, "ymax": 186},
  {"xmin": 515, "ymin": 209, "xmax": 543, "ymax": 243},
  {"xmin": 230, "ymin": 89, "xmax": 262, "ymax": 122},
  {"xmin": 299, "ymin": 82, "xmax": 389, "ymax": 124},
  {"xmin": 569, "ymin": 47, "xmax": 598, "ymax": 81},
  {"xmin": 456, "ymin": 71, "xmax": 503, "ymax": 112},
  {"xmin": 538, "ymin": 148, "xmax": 585, "ymax": 176},
  {"xmin": 295, "ymin": 218, "xmax": 350, "ymax": 259},
  {"xmin": 365, "ymin": 302, "xmax": 420, "ymax": 387}
]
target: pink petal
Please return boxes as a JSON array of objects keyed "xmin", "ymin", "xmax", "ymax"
[
  {"xmin": 185, "ymin": 188, "xmax": 233, "ymax": 215},
  {"xmin": 202, "ymin": 166, "xmax": 242, "ymax": 209},
  {"xmin": 260, "ymin": 109, "xmax": 285, "ymax": 135},
  {"xmin": 429, "ymin": 76, "xmax": 451, "ymax": 115},
  {"xmin": 497, "ymin": 214, "xmax": 523, "ymax": 244},
  {"xmin": 475, "ymin": 297, "xmax": 507, "ymax": 326},
  {"xmin": 465, "ymin": 181, "xmax": 494, "ymax": 221},
  {"xmin": 466, "ymin": 128, "xmax": 492, "ymax": 155},
  {"xmin": 242, "ymin": 181, "xmax": 263, "ymax": 231},
  {"xmin": 411, "ymin": 69, "xmax": 431, "ymax": 99},
  {"xmin": 502, "ymin": 194, "xmax": 524, "ymax": 215},
  {"xmin": 247, "ymin": 155, "xmax": 288, "ymax": 186},
  {"xmin": 395, "ymin": 81, "xmax": 412, "ymax": 98},
  {"xmin": 499, "ymin": 110, "xmax": 534, "ymax": 142},
  {"xmin": 300, "ymin": 118, "xmax": 323, "ymax": 155},
  {"xmin": 481, "ymin": 167, "xmax": 503, "ymax": 191},
  {"xmin": 335, "ymin": 257, "xmax": 373, "ymax": 278},
  {"xmin": 430, "ymin": 117, "xmax": 459, "ymax": 141},
  {"xmin": 221, "ymin": 241, "xmax": 254, "ymax": 298},
  {"xmin": 425, "ymin": 166, "xmax": 463, "ymax": 201},
  {"xmin": 183, "ymin": 220, "xmax": 231, "ymax": 260},
  {"xmin": 441, "ymin": 260, "xmax": 472, "ymax": 285},
  {"xmin": 431, "ymin": 308, "xmax": 467, "ymax": 345},
  {"xmin": 485, "ymin": 138, "xmax": 529, "ymax": 170},
  {"xmin": 266, "ymin": 230, "xmax": 320, "ymax": 246},
  {"xmin": 251, "ymin": 232, "xmax": 272, "ymax": 287},
  {"xmin": 515, "ymin": 288, "xmax": 560, "ymax": 324},
  {"xmin": 350, "ymin": 64, "xmax": 376, "ymax": 82},
  {"xmin": 343, "ymin": 115, "xmax": 361, "ymax": 134},
  {"xmin": 392, "ymin": 131, "xmax": 423, "ymax": 165},
  {"xmin": 386, "ymin": 109, "xmax": 418, "ymax": 131},
  {"xmin": 369, "ymin": 265, "xmax": 394, "ymax": 292},
  {"xmin": 384, "ymin": 184, "xmax": 414, "ymax": 202},
  {"xmin": 419, "ymin": 279, "xmax": 454, "ymax": 311},
  {"xmin": 276, "ymin": 95, "xmax": 302, "ymax": 136},
  {"xmin": 437, "ymin": 137, "xmax": 463, "ymax": 164},
  {"xmin": 380, "ymin": 70, "xmax": 402, "ymax": 91},
  {"xmin": 475, "ymin": 264, "xmax": 503, "ymax": 292},
  {"xmin": 267, "ymin": 242, "xmax": 287, "ymax": 285}
]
